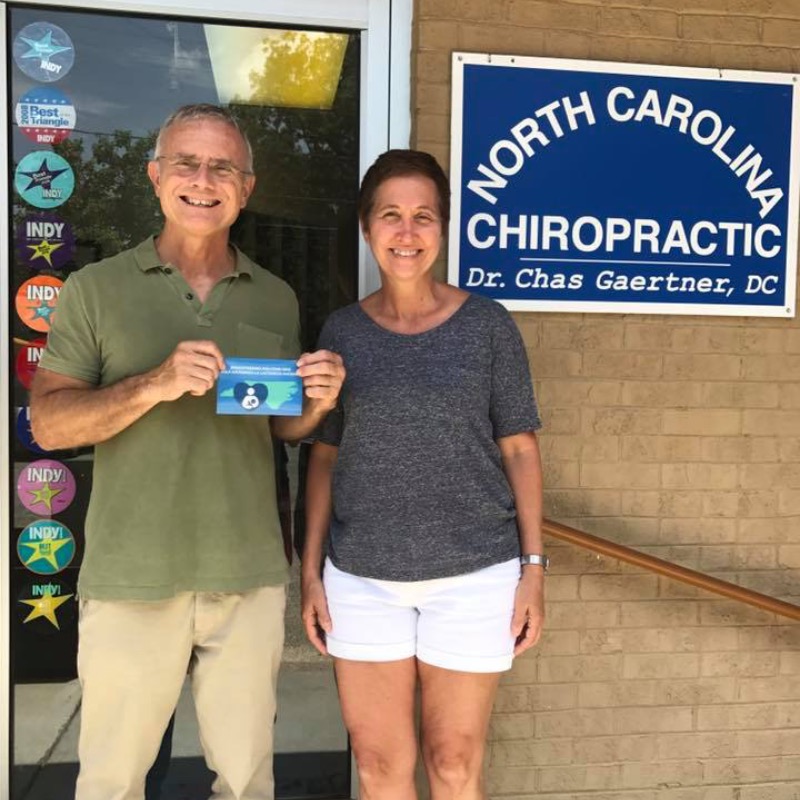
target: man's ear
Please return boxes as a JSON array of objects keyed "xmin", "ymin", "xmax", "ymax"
[
  {"xmin": 147, "ymin": 160, "xmax": 161, "ymax": 196},
  {"xmin": 240, "ymin": 175, "xmax": 256, "ymax": 208}
]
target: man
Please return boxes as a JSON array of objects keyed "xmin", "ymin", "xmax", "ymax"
[{"xmin": 30, "ymin": 104, "xmax": 345, "ymax": 800}]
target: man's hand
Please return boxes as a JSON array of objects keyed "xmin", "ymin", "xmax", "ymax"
[
  {"xmin": 31, "ymin": 338, "xmax": 225, "ymax": 451},
  {"xmin": 148, "ymin": 340, "xmax": 226, "ymax": 402},
  {"xmin": 271, "ymin": 351, "xmax": 345, "ymax": 442},
  {"xmin": 296, "ymin": 350, "xmax": 345, "ymax": 412}
]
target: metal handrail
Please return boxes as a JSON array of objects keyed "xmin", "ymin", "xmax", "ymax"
[{"xmin": 544, "ymin": 518, "xmax": 800, "ymax": 622}]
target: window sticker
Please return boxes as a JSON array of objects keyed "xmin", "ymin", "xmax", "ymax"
[
  {"xmin": 16, "ymin": 214, "xmax": 76, "ymax": 271},
  {"xmin": 17, "ymin": 520, "xmax": 76, "ymax": 575},
  {"xmin": 15, "ymin": 275, "xmax": 63, "ymax": 333},
  {"xmin": 13, "ymin": 21, "xmax": 75, "ymax": 82},
  {"xmin": 16, "ymin": 407, "xmax": 50, "ymax": 456},
  {"xmin": 15, "ymin": 86, "xmax": 76, "ymax": 145},
  {"xmin": 15, "ymin": 151, "xmax": 75, "ymax": 209},
  {"xmin": 17, "ymin": 459, "xmax": 77, "ymax": 516},
  {"xmin": 14, "ymin": 337, "xmax": 47, "ymax": 389},
  {"xmin": 17, "ymin": 579, "xmax": 76, "ymax": 633}
]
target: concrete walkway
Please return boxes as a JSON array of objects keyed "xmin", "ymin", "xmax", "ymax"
[{"xmin": 12, "ymin": 560, "xmax": 351, "ymax": 800}]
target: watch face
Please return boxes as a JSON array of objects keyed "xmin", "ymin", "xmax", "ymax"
[{"xmin": 521, "ymin": 554, "xmax": 548, "ymax": 570}]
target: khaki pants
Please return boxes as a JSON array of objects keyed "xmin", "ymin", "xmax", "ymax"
[{"xmin": 75, "ymin": 586, "xmax": 286, "ymax": 800}]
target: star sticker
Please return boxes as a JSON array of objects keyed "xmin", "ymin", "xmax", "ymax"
[
  {"xmin": 19, "ymin": 537, "xmax": 71, "ymax": 570},
  {"xmin": 27, "ymin": 239, "xmax": 64, "ymax": 267},
  {"xmin": 30, "ymin": 302, "xmax": 55, "ymax": 321},
  {"xmin": 27, "ymin": 482, "xmax": 64, "ymax": 512},
  {"xmin": 20, "ymin": 588, "xmax": 73, "ymax": 629},
  {"xmin": 19, "ymin": 30, "xmax": 72, "ymax": 61},
  {"xmin": 19, "ymin": 158, "xmax": 68, "ymax": 192}
]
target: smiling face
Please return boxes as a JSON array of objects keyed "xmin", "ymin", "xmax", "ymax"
[
  {"xmin": 363, "ymin": 174, "xmax": 443, "ymax": 283},
  {"xmin": 147, "ymin": 118, "xmax": 255, "ymax": 243}
]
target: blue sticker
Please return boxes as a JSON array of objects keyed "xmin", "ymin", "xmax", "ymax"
[
  {"xmin": 16, "ymin": 214, "xmax": 76, "ymax": 271},
  {"xmin": 15, "ymin": 151, "xmax": 75, "ymax": 209},
  {"xmin": 17, "ymin": 520, "xmax": 76, "ymax": 575},
  {"xmin": 13, "ymin": 22, "xmax": 75, "ymax": 82},
  {"xmin": 16, "ymin": 86, "xmax": 77, "ymax": 145},
  {"xmin": 16, "ymin": 406, "xmax": 52, "ymax": 456}
]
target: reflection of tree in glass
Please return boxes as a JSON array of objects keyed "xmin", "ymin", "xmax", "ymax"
[
  {"xmin": 245, "ymin": 30, "xmax": 348, "ymax": 110},
  {"xmin": 11, "ymin": 33, "xmax": 359, "ymax": 345},
  {"xmin": 233, "ymin": 33, "xmax": 359, "ymax": 227},
  {"xmin": 230, "ymin": 33, "xmax": 361, "ymax": 345},
  {"xmin": 51, "ymin": 131, "xmax": 161, "ymax": 263}
]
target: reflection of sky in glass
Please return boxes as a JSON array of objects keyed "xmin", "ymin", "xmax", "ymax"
[
  {"xmin": 11, "ymin": 9, "xmax": 349, "ymax": 162},
  {"xmin": 11, "ymin": 9, "xmax": 220, "ymax": 160},
  {"xmin": 8, "ymin": 5, "xmax": 361, "ymax": 333}
]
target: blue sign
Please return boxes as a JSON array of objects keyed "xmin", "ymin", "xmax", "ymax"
[{"xmin": 450, "ymin": 55, "xmax": 800, "ymax": 317}]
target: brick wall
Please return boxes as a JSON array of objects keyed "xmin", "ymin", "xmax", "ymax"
[{"xmin": 413, "ymin": 1, "xmax": 800, "ymax": 796}]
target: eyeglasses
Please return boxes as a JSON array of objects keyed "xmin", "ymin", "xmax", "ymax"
[{"xmin": 155, "ymin": 155, "xmax": 253, "ymax": 180}]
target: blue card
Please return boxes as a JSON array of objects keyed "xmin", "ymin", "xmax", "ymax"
[{"xmin": 216, "ymin": 358, "xmax": 303, "ymax": 416}]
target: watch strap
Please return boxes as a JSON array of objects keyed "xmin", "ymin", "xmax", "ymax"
[{"xmin": 520, "ymin": 553, "xmax": 550, "ymax": 570}]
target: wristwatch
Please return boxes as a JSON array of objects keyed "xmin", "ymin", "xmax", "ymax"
[{"xmin": 520, "ymin": 554, "xmax": 550, "ymax": 571}]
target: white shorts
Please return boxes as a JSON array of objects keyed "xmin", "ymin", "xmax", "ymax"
[{"xmin": 323, "ymin": 557, "xmax": 520, "ymax": 673}]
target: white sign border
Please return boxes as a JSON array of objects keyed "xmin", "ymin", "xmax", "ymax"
[{"xmin": 449, "ymin": 52, "xmax": 800, "ymax": 318}]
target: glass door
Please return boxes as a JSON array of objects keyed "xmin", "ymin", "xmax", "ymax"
[{"xmin": 3, "ymin": 3, "xmax": 388, "ymax": 796}]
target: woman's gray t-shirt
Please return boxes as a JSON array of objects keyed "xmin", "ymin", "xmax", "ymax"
[{"xmin": 317, "ymin": 293, "xmax": 542, "ymax": 581}]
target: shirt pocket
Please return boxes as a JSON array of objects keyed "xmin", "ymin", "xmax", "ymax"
[{"xmin": 236, "ymin": 322, "xmax": 286, "ymax": 359}]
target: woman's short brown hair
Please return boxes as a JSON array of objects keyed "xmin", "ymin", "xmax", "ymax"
[{"xmin": 358, "ymin": 149, "xmax": 450, "ymax": 228}]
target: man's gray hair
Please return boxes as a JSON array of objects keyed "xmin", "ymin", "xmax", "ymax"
[{"xmin": 153, "ymin": 103, "xmax": 253, "ymax": 171}]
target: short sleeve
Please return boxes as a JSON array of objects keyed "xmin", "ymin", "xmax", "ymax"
[
  {"xmin": 38, "ymin": 273, "xmax": 102, "ymax": 384},
  {"xmin": 489, "ymin": 307, "xmax": 542, "ymax": 438},
  {"xmin": 314, "ymin": 315, "xmax": 343, "ymax": 446}
]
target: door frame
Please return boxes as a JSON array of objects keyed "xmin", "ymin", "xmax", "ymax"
[{"xmin": 0, "ymin": 0, "xmax": 411, "ymax": 796}]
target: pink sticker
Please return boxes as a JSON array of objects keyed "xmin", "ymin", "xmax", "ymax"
[{"xmin": 17, "ymin": 459, "xmax": 76, "ymax": 515}]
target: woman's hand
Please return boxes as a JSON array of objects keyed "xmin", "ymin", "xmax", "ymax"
[
  {"xmin": 301, "ymin": 574, "xmax": 333, "ymax": 656},
  {"xmin": 511, "ymin": 567, "xmax": 545, "ymax": 656}
]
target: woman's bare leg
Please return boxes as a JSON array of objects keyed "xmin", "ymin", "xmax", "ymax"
[
  {"xmin": 334, "ymin": 658, "xmax": 419, "ymax": 800},
  {"xmin": 418, "ymin": 663, "xmax": 501, "ymax": 800}
]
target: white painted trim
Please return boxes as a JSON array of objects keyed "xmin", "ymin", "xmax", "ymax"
[
  {"xmin": 448, "ymin": 54, "xmax": 466, "ymax": 291},
  {"xmin": 389, "ymin": 0, "xmax": 413, "ymax": 149},
  {"xmin": 358, "ymin": 0, "xmax": 413, "ymax": 298},
  {"xmin": 785, "ymin": 78, "xmax": 800, "ymax": 317},
  {"xmin": 11, "ymin": 0, "xmax": 370, "ymax": 28},
  {"xmin": 358, "ymin": 2, "xmax": 388, "ymax": 299}
]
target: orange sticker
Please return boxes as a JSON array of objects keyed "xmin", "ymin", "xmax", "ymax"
[{"xmin": 15, "ymin": 275, "xmax": 63, "ymax": 333}]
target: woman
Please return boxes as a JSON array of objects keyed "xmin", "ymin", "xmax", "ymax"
[{"xmin": 301, "ymin": 149, "xmax": 545, "ymax": 800}]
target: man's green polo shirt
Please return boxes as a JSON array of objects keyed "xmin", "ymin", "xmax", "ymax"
[{"xmin": 39, "ymin": 237, "xmax": 300, "ymax": 600}]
